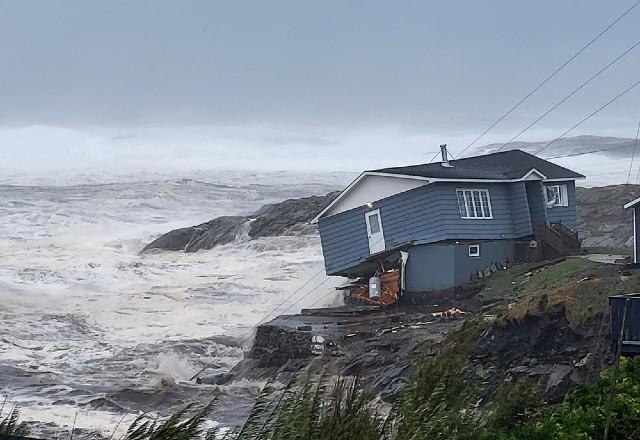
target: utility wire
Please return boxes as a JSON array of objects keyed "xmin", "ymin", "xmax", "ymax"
[
  {"xmin": 241, "ymin": 234, "xmax": 389, "ymax": 340},
  {"xmin": 627, "ymin": 121, "xmax": 640, "ymax": 183},
  {"xmin": 451, "ymin": 0, "xmax": 640, "ymax": 160},
  {"xmin": 498, "ymin": 37, "xmax": 640, "ymax": 152},
  {"xmin": 534, "ymin": 77, "xmax": 640, "ymax": 156},
  {"xmin": 240, "ymin": 276, "xmax": 331, "ymax": 342},
  {"xmin": 245, "ymin": 269, "xmax": 324, "ymax": 332},
  {"xmin": 278, "ymin": 278, "xmax": 332, "ymax": 316}
]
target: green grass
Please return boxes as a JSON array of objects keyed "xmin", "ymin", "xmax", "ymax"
[
  {"xmin": 477, "ymin": 259, "xmax": 597, "ymax": 306},
  {"xmin": 493, "ymin": 357, "xmax": 640, "ymax": 440},
  {"xmin": 585, "ymin": 246, "xmax": 632, "ymax": 256}
]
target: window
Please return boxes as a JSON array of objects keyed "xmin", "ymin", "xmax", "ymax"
[
  {"xmin": 368, "ymin": 212, "xmax": 381, "ymax": 234},
  {"xmin": 468, "ymin": 244, "xmax": 480, "ymax": 257},
  {"xmin": 456, "ymin": 189, "xmax": 493, "ymax": 219},
  {"xmin": 545, "ymin": 185, "xmax": 568, "ymax": 207}
]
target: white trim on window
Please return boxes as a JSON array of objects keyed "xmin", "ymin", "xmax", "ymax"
[
  {"xmin": 456, "ymin": 189, "xmax": 493, "ymax": 219},
  {"xmin": 544, "ymin": 184, "xmax": 569, "ymax": 208},
  {"xmin": 468, "ymin": 244, "xmax": 480, "ymax": 257}
]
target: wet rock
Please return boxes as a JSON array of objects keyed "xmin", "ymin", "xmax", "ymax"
[
  {"xmin": 142, "ymin": 192, "xmax": 339, "ymax": 253},
  {"xmin": 249, "ymin": 324, "xmax": 314, "ymax": 367},
  {"xmin": 82, "ymin": 396, "xmax": 126, "ymax": 412},
  {"xmin": 197, "ymin": 372, "xmax": 234, "ymax": 385},
  {"xmin": 545, "ymin": 364, "xmax": 573, "ymax": 399}
]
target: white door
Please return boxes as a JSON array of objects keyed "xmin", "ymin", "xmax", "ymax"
[{"xmin": 365, "ymin": 209, "xmax": 385, "ymax": 254}]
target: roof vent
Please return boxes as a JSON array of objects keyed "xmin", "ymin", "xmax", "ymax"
[{"xmin": 440, "ymin": 144, "xmax": 453, "ymax": 167}]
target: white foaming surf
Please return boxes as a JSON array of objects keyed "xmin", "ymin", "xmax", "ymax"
[{"xmin": 0, "ymin": 170, "xmax": 348, "ymax": 438}]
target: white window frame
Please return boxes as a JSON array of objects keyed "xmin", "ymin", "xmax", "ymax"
[
  {"xmin": 468, "ymin": 244, "xmax": 480, "ymax": 257},
  {"xmin": 456, "ymin": 188, "xmax": 493, "ymax": 219},
  {"xmin": 544, "ymin": 184, "xmax": 569, "ymax": 208}
]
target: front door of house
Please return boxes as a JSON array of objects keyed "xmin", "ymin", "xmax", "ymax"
[{"xmin": 365, "ymin": 209, "xmax": 385, "ymax": 254}]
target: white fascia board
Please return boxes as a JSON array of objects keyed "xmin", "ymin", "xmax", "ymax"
[
  {"xmin": 544, "ymin": 176, "xmax": 586, "ymax": 182},
  {"xmin": 522, "ymin": 168, "xmax": 548, "ymax": 180},
  {"xmin": 364, "ymin": 171, "xmax": 432, "ymax": 181},
  {"xmin": 624, "ymin": 196, "xmax": 640, "ymax": 210},
  {"xmin": 311, "ymin": 172, "xmax": 367, "ymax": 223}
]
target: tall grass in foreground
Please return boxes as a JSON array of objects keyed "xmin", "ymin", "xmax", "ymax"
[
  {"xmin": 118, "ymin": 374, "xmax": 385, "ymax": 439},
  {"xmin": 236, "ymin": 374, "xmax": 389, "ymax": 440},
  {"xmin": 0, "ymin": 403, "xmax": 30, "ymax": 437},
  {"xmin": 5, "ymin": 357, "xmax": 640, "ymax": 439}
]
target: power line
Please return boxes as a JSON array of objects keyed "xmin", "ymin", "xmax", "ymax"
[
  {"xmin": 240, "ymin": 234, "xmax": 389, "ymax": 340},
  {"xmin": 240, "ymin": 276, "xmax": 332, "ymax": 342},
  {"xmin": 627, "ymin": 121, "xmax": 640, "ymax": 183},
  {"xmin": 498, "ymin": 37, "xmax": 640, "ymax": 152},
  {"xmin": 534, "ymin": 77, "xmax": 640, "ymax": 155},
  {"xmin": 452, "ymin": 0, "xmax": 640, "ymax": 159},
  {"xmin": 278, "ymin": 278, "xmax": 331, "ymax": 315},
  {"xmin": 244, "ymin": 268, "xmax": 325, "ymax": 333}
]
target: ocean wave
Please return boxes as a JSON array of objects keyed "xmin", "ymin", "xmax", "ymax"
[{"xmin": 0, "ymin": 170, "xmax": 344, "ymax": 436}]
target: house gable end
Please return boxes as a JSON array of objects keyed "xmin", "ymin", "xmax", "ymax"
[{"xmin": 314, "ymin": 174, "xmax": 429, "ymax": 220}]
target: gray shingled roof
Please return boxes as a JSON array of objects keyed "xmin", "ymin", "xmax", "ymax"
[{"xmin": 371, "ymin": 149, "xmax": 584, "ymax": 180}]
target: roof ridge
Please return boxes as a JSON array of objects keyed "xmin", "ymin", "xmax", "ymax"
[{"xmin": 370, "ymin": 148, "xmax": 528, "ymax": 172}]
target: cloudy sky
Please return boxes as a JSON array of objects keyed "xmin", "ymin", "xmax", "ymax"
[{"xmin": 1, "ymin": 0, "xmax": 640, "ymax": 173}]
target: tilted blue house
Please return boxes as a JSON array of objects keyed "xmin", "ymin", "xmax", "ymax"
[{"xmin": 313, "ymin": 147, "xmax": 584, "ymax": 293}]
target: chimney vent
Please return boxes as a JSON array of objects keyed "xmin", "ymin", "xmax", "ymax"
[{"xmin": 440, "ymin": 144, "xmax": 453, "ymax": 167}]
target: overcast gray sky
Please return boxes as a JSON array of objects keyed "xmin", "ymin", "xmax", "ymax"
[{"xmin": 1, "ymin": 0, "xmax": 640, "ymax": 172}]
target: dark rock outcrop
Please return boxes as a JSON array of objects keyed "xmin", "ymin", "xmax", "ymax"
[
  {"xmin": 142, "ymin": 192, "xmax": 339, "ymax": 253},
  {"xmin": 576, "ymin": 184, "xmax": 640, "ymax": 248}
]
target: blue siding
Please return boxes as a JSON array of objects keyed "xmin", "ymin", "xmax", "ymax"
[
  {"xmin": 525, "ymin": 181, "xmax": 547, "ymax": 227},
  {"xmin": 452, "ymin": 241, "xmax": 515, "ymax": 286},
  {"xmin": 508, "ymin": 182, "xmax": 533, "ymax": 237},
  {"xmin": 544, "ymin": 180, "xmax": 577, "ymax": 230},
  {"xmin": 404, "ymin": 241, "xmax": 515, "ymax": 292},
  {"xmin": 405, "ymin": 244, "xmax": 455, "ymax": 291},
  {"xmin": 319, "ymin": 182, "xmax": 526, "ymax": 275},
  {"xmin": 318, "ymin": 206, "xmax": 370, "ymax": 274}
]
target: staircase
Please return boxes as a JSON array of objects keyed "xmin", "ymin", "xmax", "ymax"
[{"xmin": 534, "ymin": 222, "xmax": 581, "ymax": 257}]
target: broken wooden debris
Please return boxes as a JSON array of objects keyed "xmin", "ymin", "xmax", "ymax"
[{"xmin": 431, "ymin": 307, "xmax": 465, "ymax": 319}]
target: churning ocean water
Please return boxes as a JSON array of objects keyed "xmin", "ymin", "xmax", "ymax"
[{"xmin": 0, "ymin": 170, "xmax": 349, "ymax": 438}]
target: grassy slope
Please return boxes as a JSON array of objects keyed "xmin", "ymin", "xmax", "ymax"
[{"xmin": 394, "ymin": 258, "xmax": 640, "ymax": 439}]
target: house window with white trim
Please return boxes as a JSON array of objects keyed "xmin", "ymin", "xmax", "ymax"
[
  {"xmin": 468, "ymin": 244, "xmax": 480, "ymax": 257},
  {"xmin": 456, "ymin": 189, "xmax": 493, "ymax": 219},
  {"xmin": 544, "ymin": 184, "xmax": 568, "ymax": 207}
]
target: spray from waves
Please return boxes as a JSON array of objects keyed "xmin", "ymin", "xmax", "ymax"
[
  {"xmin": 234, "ymin": 219, "xmax": 255, "ymax": 243},
  {"xmin": 0, "ymin": 170, "xmax": 346, "ymax": 437}
]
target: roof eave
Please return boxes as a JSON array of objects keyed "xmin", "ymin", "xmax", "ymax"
[{"xmin": 624, "ymin": 196, "xmax": 640, "ymax": 210}]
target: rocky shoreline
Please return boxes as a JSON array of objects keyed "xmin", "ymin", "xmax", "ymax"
[{"xmin": 141, "ymin": 192, "xmax": 339, "ymax": 253}]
